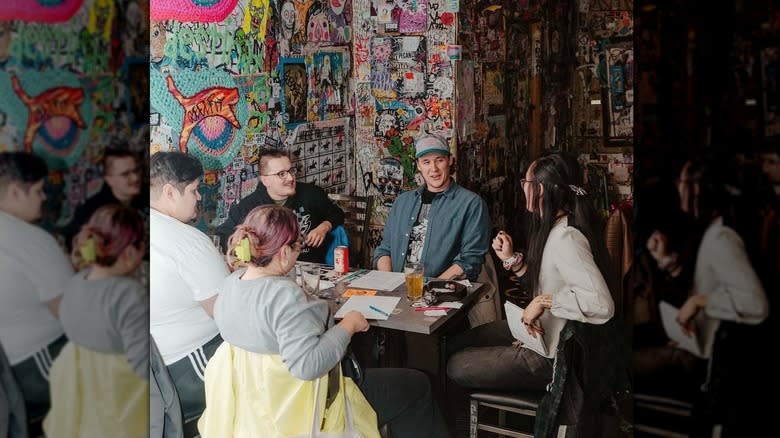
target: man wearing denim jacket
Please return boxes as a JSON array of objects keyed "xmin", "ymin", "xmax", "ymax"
[{"xmin": 373, "ymin": 134, "xmax": 491, "ymax": 281}]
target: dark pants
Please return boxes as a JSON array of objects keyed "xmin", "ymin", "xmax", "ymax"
[
  {"xmin": 166, "ymin": 334, "xmax": 223, "ymax": 421},
  {"xmin": 446, "ymin": 320, "xmax": 553, "ymax": 391},
  {"xmin": 358, "ymin": 368, "xmax": 450, "ymax": 438},
  {"xmin": 10, "ymin": 334, "xmax": 68, "ymax": 420}
]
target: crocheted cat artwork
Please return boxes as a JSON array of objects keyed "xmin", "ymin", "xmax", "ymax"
[
  {"xmin": 0, "ymin": 0, "xmax": 83, "ymax": 23},
  {"xmin": 10, "ymin": 74, "xmax": 86, "ymax": 154},
  {"xmin": 166, "ymin": 75, "xmax": 241, "ymax": 155}
]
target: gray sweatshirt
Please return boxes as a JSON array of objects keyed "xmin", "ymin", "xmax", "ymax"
[
  {"xmin": 59, "ymin": 270, "xmax": 149, "ymax": 379},
  {"xmin": 214, "ymin": 269, "xmax": 350, "ymax": 380}
]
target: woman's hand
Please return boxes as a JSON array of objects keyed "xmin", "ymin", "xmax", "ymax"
[
  {"xmin": 646, "ymin": 230, "xmax": 669, "ymax": 263},
  {"xmin": 492, "ymin": 231, "xmax": 514, "ymax": 260},
  {"xmin": 677, "ymin": 294, "xmax": 707, "ymax": 337},
  {"xmin": 521, "ymin": 295, "xmax": 552, "ymax": 336},
  {"xmin": 338, "ymin": 311, "xmax": 370, "ymax": 335}
]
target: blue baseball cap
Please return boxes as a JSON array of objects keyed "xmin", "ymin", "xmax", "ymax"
[{"xmin": 414, "ymin": 134, "xmax": 451, "ymax": 159}]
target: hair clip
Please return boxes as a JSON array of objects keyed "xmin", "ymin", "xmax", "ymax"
[
  {"xmin": 569, "ymin": 185, "xmax": 587, "ymax": 196},
  {"xmin": 235, "ymin": 237, "xmax": 251, "ymax": 262},
  {"xmin": 79, "ymin": 238, "xmax": 97, "ymax": 263}
]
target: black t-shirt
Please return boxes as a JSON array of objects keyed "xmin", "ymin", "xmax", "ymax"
[{"xmin": 406, "ymin": 189, "xmax": 437, "ymax": 263}]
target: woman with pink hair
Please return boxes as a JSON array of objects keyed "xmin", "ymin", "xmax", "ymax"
[{"xmin": 44, "ymin": 205, "xmax": 148, "ymax": 437}]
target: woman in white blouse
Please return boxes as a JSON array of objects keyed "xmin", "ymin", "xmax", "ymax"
[{"xmin": 447, "ymin": 152, "xmax": 615, "ymax": 390}]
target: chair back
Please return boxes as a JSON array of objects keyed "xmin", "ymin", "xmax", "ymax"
[
  {"xmin": 327, "ymin": 193, "xmax": 374, "ymax": 268},
  {"xmin": 150, "ymin": 336, "xmax": 186, "ymax": 438},
  {"xmin": 0, "ymin": 342, "xmax": 28, "ymax": 438}
]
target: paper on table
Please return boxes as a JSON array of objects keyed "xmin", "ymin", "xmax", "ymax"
[
  {"xmin": 658, "ymin": 301, "xmax": 719, "ymax": 359},
  {"xmin": 346, "ymin": 271, "xmax": 406, "ymax": 291},
  {"xmin": 504, "ymin": 301, "xmax": 548, "ymax": 357},
  {"xmin": 342, "ymin": 289, "xmax": 377, "ymax": 297},
  {"xmin": 334, "ymin": 296, "xmax": 401, "ymax": 320}
]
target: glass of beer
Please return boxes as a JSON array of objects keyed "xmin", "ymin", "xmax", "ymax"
[{"xmin": 404, "ymin": 262, "xmax": 424, "ymax": 302}]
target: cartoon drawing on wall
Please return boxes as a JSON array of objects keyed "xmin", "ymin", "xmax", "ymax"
[
  {"xmin": 150, "ymin": 68, "xmax": 248, "ymax": 170},
  {"xmin": 307, "ymin": 49, "xmax": 349, "ymax": 121},
  {"xmin": 375, "ymin": 110, "xmax": 400, "ymax": 137},
  {"xmin": 280, "ymin": 58, "xmax": 308, "ymax": 126},
  {"xmin": 375, "ymin": 156, "xmax": 403, "ymax": 206},
  {"xmin": 0, "ymin": 70, "xmax": 92, "ymax": 169},
  {"xmin": 325, "ymin": 0, "xmax": 352, "ymax": 43},
  {"xmin": 483, "ymin": 64, "xmax": 504, "ymax": 106},
  {"xmin": 397, "ymin": 0, "xmax": 427, "ymax": 33},
  {"xmin": 150, "ymin": 21, "xmax": 167, "ymax": 64},
  {"xmin": 243, "ymin": 0, "xmax": 271, "ymax": 40}
]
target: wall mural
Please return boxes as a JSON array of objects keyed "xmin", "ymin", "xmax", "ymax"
[
  {"xmin": 0, "ymin": 0, "xmax": 144, "ymax": 232},
  {"xmin": 150, "ymin": 0, "xmax": 460, "ymax": 242}
]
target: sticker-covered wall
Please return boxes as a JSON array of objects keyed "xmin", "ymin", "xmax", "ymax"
[
  {"xmin": 454, "ymin": 0, "xmax": 634, "ymax": 240},
  {"xmin": 0, "ymin": 0, "xmax": 149, "ymax": 232},
  {"xmin": 150, "ymin": 0, "xmax": 459, "ymax": 239}
]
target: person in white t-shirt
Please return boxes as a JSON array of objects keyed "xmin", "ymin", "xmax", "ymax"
[
  {"xmin": 0, "ymin": 152, "xmax": 74, "ymax": 419},
  {"xmin": 149, "ymin": 151, "xmax": 229, "ymax": 421}
]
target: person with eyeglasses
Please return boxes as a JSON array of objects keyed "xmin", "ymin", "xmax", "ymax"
[
  {"xmin": 60, "ymin": 145, "xmax": 147, "ymax": 254},
  {"xmin": 200, "ymin": 204, "xmax": 450, "ymax": 438},
  {"xmin": 215, "ymin": 147, "xmax": 345, "ymax": 264}
]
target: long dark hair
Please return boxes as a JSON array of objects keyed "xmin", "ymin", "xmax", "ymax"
[{"xmin": 524, "ymin": 152, "xmax": 615, "ymax": 299}]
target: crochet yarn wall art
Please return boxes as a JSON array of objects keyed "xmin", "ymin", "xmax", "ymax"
[
  {"xmin": 150, "ymin": 0, "xmax": 240, "ymax": 22},
  {"xmin": 0, "ymin": 70, "xmax": 92, "ymax": 169},
  {"xmin": 0, "ymin": 0, "xmax": 83, "ymax": 23},
  {"xmin": 150, "ymin": 68, "xmax": 248, "ymax": 170}
]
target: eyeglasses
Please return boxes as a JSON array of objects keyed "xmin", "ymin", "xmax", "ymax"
[
  {"xmin": 108, "ymin": 167, "xmax": 141, "ymax": 178},
  {"xmin": 290, "ymin": 236, "xmax": 306, "ymax": 251},
  {"xmin": 262, "ymin": 166, "xmax": 298, "ymax": 179}
]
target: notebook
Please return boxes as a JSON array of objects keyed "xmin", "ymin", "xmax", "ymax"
[
  {"xmin": 659, "ymin": 300, "xmax": 720, "ymax": 359},
  {"xmin": 504, "ymin": 301, "xmax": 549, "ymax": 357}
]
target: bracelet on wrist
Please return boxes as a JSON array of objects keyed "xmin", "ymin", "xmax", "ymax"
[{"xmin": 502, "ymin": 252, "xmax": 524, "ymax": 270}]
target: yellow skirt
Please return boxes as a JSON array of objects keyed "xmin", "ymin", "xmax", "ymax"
[
  {"xmin": 198, "ymin": 343, "xmax": 380, "ymax": 438},
  {"xmin": 43, "ymin": 342, "xmax": 149, "ymax": 438}
]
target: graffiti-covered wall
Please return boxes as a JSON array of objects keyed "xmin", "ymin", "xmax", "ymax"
[
  {"xmin": 150, "ymin": 0, "xmax": 357, "ymax": 232},
  {"xmin": 150, "ymin": 0, "xmax": 460, "ymax": 240},
  {"xmin": 454, "ymin": 0, "xmax": 634, "ymax": 238},
  {"xmin": 0, "ymin": 0, "xmax": 148, "ymax": 232}
]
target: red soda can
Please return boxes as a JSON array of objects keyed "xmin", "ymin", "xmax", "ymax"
[{"xmin": 334, "ymin": 246, "xmax": 349, "ymax": 273}]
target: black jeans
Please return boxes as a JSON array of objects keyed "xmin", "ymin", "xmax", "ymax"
[
  {"xmin": 358, "ymin": 368, "xmax": 450, "ymax": 438},
  {"xmin": 446, "ymin": 320, "xmax": 553, "ymax": 391}
]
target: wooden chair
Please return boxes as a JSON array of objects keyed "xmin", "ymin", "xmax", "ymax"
[{"xmin": 327, "ymin": 193, "xmax": 374, "ymax": 268}]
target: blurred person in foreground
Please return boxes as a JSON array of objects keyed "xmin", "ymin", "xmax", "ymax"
[
  {"xmin": 44, "ymin": 205, "xmax": 148, "ymax": 437},
  {"xmin": 0, "ymin": 152, "xmax": 73, "ymax": 420}
]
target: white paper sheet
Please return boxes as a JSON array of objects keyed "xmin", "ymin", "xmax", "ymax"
[
  {"xmin": 334, "ymin": 296, "xmax": 401, "ymax": 320},
  {"xmin": 504, "ymin": 301, "xmax": 548, "ymax": 357},
  {"xmin": 658, "ymin": 300, "xmax": 719, "ymax": 359},
  {"xmin": 345, "ymin": 271, "xmax": 406, "ymax": 291}
]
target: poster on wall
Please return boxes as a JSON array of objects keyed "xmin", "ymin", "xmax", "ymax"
[
  {"xmin": 279, "ymin": 57, "xmax": 309, "ymax": 127},
  {"xmin": 286, "ymin": 118, "xmax": 351, "ymax": 193},
  {"xmin": 306, "ymin": 48, "xmax": 350, "ymax": 121},
  {"xmin": 370, "ymin": 36, "xmax": 427, "ymax": 100},
  {"xmin": 605, "ymin": 45, "xmax": 633, "ymax": 139}
]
